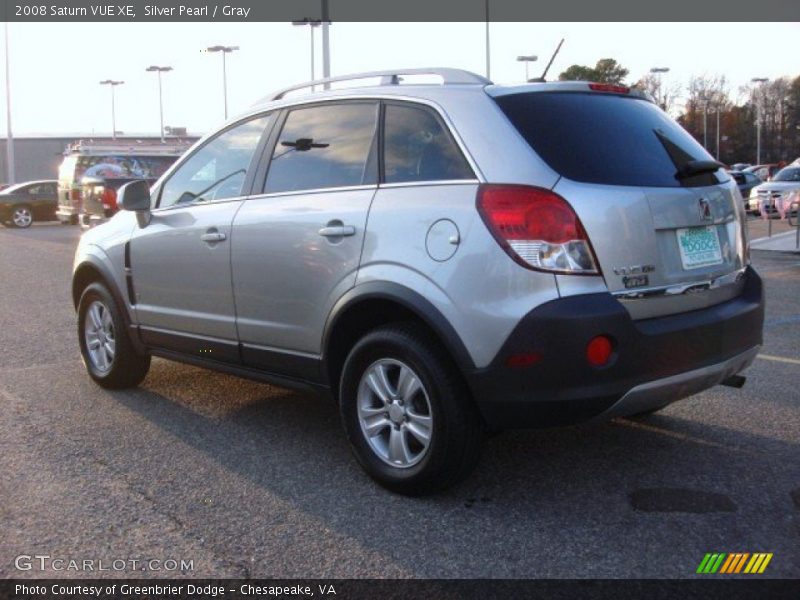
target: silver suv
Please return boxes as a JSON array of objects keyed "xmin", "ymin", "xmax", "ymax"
[{"xmin": 71, "ymin": 69, "xmax": 764, "ymax": 495}]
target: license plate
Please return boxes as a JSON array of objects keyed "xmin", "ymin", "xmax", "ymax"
[{"xmin": 676, "ymin": 226, "xmax": 723, "ymax": 270}]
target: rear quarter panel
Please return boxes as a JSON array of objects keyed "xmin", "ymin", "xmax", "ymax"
[{"xmin": 357, "ymin": 183, "xmax": 559, "ymax": 368}]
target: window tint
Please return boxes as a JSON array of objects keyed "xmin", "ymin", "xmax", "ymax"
[
  {"xmin": 494, "ymin": 92, "xmax": 718, "ymax": 188},
  {"xmin": 774, "ymin": 167, "xmax": 800, "ymax": 182},
  {"xmin": 383, "ymin": 104, "xmax": 473, "ymax": 183},
  {"xmin": 159, "ymin": 115, "xmax": 270, "ymax": 208},
  {"xmin": 264, "ymin": 103, "xmax": 378, "ymax": 194}
]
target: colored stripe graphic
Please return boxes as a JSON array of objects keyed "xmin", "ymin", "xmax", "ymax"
[
  {"xmin": 703, "ymin": 553, "xmax": 773, "ymax": 574},
  {"xmin": 733, "ymin": 553, "xmax": 750, "ymax": 573},
  {"xmin": 758, "ymin": 554, "xmax": 773, "ymax": 573},
  {"xmin": 699, "ymin": 553, "xmax": 727, "ymax": 573},
  {"xmin": 719, "ymin": 554, "xmax": 739, "ymax": 573},
  {"xmin": 697, "ymin": 554, "xmax": 713, "ymax": 573},
  {"xmin": 744, "ymin": 553, "xmax": 774, "ymax": 574}
]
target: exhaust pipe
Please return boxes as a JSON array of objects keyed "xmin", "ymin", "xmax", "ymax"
[{"xmin": 720, "ymin": 374, "xmax": 746, "ymax": 389}]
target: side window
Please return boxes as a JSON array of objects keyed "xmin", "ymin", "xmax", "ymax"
[
  {"xmin": 264, "ymin": 102, "xmax": 378, "ymax": 194},
  {"xmin": 383, "ymin": 103, "xmax": 474, "ymax": 184},
  {"xmin": 159, "ymin": 115, "xmax": 270, "ymax": 208},
  {"xmin": 26, "ymin": 185, "xmax": 41, "ymax": 195}
]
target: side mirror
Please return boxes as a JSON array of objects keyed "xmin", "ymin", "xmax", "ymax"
[{"xmin": 118, "ymin": 180, "xmax": 151, "ymax": 227}]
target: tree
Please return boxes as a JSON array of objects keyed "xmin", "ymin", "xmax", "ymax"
[
  {"xmin": 558, "ymin": 58, "xmax": 629, "ymax": 84},
  {"xmin": 634, "ymin": 72, "xmax": 681, "ymax": 114}
]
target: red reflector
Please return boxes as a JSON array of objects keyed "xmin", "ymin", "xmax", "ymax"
[
  {"xmin": 588, "ymin": 83, "xmax": 630, "ymax": 94},
  {"xmin": 505, "ymin": 352, "xmax": 543, "ymax": 368},
  {"xmin": 586, "ymin": 336, "xmax": 614, "ymax": 367}
]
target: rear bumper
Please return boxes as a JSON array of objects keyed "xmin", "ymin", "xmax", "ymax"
[
  {"xmin": 56, "ymin": 207, "xmax": 79, "ymax": 223},
  {"xmin": 466, "ymin": 266, "xmax": 764, "ymax": 429}
]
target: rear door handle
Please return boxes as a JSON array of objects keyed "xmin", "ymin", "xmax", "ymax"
[
  {"xmin": 201, "ymin": 231, "xmax": 227, "ymax": 243},
  {"xmin": 318, "ymin": 225, "xmax": 356, "ymax": 238}
]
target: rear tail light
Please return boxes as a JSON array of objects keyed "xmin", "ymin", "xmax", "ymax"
[
  {"xmin": 71, "ymin": 188, "xmax": 82, "ymax": 202},
  {"xmin": 101, "ymin": 188, "xmax": 117, "ymax": 210},
  {"xmin": 477, "ymin": 184, "xmax": 599, "ymax": 274}
]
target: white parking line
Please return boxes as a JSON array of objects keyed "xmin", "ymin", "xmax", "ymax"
[
  {"xmin": 757, "ymin": 353, "xmax": 800, "ymax": 366},
  {"xmin": 750, "ymin": 230, "xmax": 797, "ymax": 245}
]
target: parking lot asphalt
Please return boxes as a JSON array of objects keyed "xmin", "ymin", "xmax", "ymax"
[{"xmin": 0, "ymin": 222, "xmax": 798, "ymax": 579}]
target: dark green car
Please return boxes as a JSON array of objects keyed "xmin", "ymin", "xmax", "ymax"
[{"xmin": 0, "ymin": 180, "xmax": 59, "ymax": 228}]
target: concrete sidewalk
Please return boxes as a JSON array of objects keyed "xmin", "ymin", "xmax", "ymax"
[{"xmin": 750, "ymin": 228, "xmax": 800, "ymax": 253}]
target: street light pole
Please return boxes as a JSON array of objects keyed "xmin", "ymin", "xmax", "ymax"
[
  {"xmin": 703, "ymin": 98, "xmax": 708, "ymax": 150},
  {"xmin": 206, "ymin": 46, "xmax": 239, "ymax": 119},
  {"xmin": 484, "ymin": 0, "xmax": 490, "ymax": 79},
  {"xmin": 146, "ymin": 65, "xmax": 172, "ymax": 142},
  {"xmin": 649, "ymin": 67, "xmax": 669, "ymax": 110},
  {"xmin": 4, "ymin": 22, "xmax": 14, "ymax": 185},
  {"xmin": 292, "ymin": 20, "xmax": 321, "ymax": 89},
  {"xmin": 517, "ymin": 55, "xmax": 538, "ymax": 82},
  {"xmin": 99, "ymin": 80, "xmax": 124, "ymax": 140},
  {"xmin": 321, "ymin": 0, "xmax": 331, "ymax": 89},
  {"xmin": 751, "ymin": 77, "xmax": 768, "ymax": 164}
]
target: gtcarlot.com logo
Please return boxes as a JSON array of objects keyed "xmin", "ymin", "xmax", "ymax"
[{"xmin": 696, "ymin": 552, "xmax": 773, "ymax": 574}]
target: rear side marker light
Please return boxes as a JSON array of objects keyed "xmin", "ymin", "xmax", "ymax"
[
  {"xmin": 477, "ymin": 184, "xmax": 600, "ymax": 275},
  {"xmin": 586, "ymin": 336, "xmax": 614, "ymax": 367},
  {"xmin": 588, "ymin": 83, "xmax": 630, "ymax": 94},
  {"xmin": 505, "ymin": 352, "xmax": 543, "ymax": 368}
]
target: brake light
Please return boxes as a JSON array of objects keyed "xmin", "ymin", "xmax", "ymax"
[
  {"xmin": 588, "ymin": 83, "xmax": 630, "ymax": 94},
  {"xmin": 477, "ymin": 184, "xmax": 599, "ymax": 274},
  {"xmin": 71, "ymin": 188, "xmax": 82, "ymax": 201},
  {"xmin": 102, "ymin": 187, "xmax": 118, "ymax": 210}
]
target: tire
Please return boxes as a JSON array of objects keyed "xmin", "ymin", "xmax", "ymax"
[
  {"xmin": 339, "ymin": 322, "xmax": 483, "ymax": 495},
  {"xmin": 10, "ymin": 205, "xmax": 33, "ymax": 228},
  {"xmin": 77, "ymin": 282, "xmax": 150, "ymax": 389}
]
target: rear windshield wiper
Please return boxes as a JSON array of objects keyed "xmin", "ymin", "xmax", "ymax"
[{"xmin": 675, "ymin": 160, "xmax": 725, "ymax": 180}]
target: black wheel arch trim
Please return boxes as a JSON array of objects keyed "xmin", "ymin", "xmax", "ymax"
[
  {"xmin": 72, "ymin": 257, "xmax": 145, "ymax": 353},
  {"xmin": 321, "ymin": 281, "xmax": 476, "ymax": 377}
]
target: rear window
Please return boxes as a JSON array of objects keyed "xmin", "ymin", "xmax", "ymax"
[
  {"xmin": 494, "ymin": 92, "xmax": 719, "ymax": 188},
  {"xmin": 75, "ymin": 155, "xmax": 178, "ymax": 182},
  {"xmin": 773, "ymin": 167, "xmax": 800, "ymax": 182}
]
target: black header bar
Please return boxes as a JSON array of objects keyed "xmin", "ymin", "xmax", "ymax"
[{"xmin": 3, "ymin": 0, "xmax": 800, "ymax": 22}]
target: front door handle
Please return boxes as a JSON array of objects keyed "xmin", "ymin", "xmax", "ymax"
[
  {"xmin": 201, "ymin": 231, "xmax": 227, "ymax": 243},
  {"xmin": 318, "ymin": 225, "xmax": 356, "ymax": 238}
]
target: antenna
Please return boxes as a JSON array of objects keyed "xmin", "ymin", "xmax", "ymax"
[{"xmin": 532, "ymin": 38, "xmax": 564, "ymax": 83}]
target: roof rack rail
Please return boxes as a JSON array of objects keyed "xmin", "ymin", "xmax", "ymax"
[{"xmin": 266, "ymin": 68, "xmax": 492, "ymax": 101}]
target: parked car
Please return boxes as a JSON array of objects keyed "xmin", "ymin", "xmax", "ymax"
[
  {"xmin": 0, "ymin": 180, "xmax": 59, "ymax": 228},
  {"xmin": 748, "ymin": 165, "xmax": 800, "ymax": 216},
  {"xmin": 730, "ymin": 170, "xmax": 761, "ymax": 203},
  {"xmin": 775, "ymin": 189, "xmax": 799, "ymax": 219},
  {"xmin": 731, "ymin": 162, "xmax": 752, "ymax": 172},
  {"xmin": 56, "ymin": 139, "xmax": 191, "ymax": 227},
  {"xmin": 743, "ymin": 163, "xmax": 782, "ymax": 181},
  {"xmin": 71, "ymin": 69, "xmax": 763, "ymax": 495}
]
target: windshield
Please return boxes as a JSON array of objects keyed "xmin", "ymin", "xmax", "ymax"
[
  {"xmin": 494, "ymin": 91, "xmax": 720, "ymax": 188},
  {"xmin": 773, "ymin": 167, "xmax": 800, "ymax": 182}
]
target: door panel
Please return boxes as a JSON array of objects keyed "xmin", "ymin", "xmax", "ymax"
[
  {"xmin": 231, "ymin": 188, "xmax": 376, "ymax": 358},
  {"xmin": 130, "ymin": 200, "xmax": 244, "ymax": 344}
]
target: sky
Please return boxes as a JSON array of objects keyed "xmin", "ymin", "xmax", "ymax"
[{"xmin": 2, "ymin": 21, "xmax": 798, "ymax": 136}]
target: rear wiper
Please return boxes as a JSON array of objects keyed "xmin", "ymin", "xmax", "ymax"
[{"xmin": 675, "ymin": 160, "xmax": 725, "ymax": 180}]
